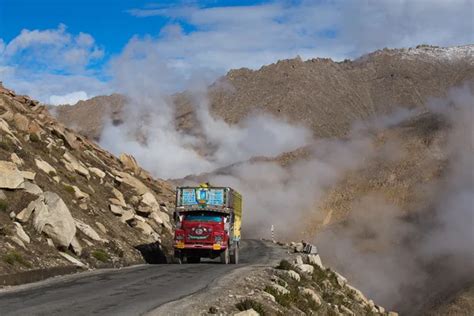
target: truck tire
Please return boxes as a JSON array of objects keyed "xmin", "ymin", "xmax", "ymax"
[
  {"xmin": 230, "ymin": 246, "xmax": 239, "ymax": 264},
  {"xmin": 220, "ymin": 248, "xmax": 230, "ymax": 264}
]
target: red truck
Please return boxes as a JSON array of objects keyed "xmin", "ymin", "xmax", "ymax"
[{"xmin": 173, "ymin": 184, "xmax": 242, "ymax": 264}]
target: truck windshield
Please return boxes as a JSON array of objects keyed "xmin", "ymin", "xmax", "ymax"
[{"xmin": 185, "ymin": 215, "xmax": 222, "ymax": 223}]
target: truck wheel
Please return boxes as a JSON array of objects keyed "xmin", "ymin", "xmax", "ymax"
[
  {"xmin": 174, "ymin": 251, "xmax": 184, "ymax": 264},
  {"xmin": 220, "ymin": 248, "xmax": 230, "ymax": 264},
  {"xmin": 230, "ymin": 246, "xmax": 239, "ymax": 264}
]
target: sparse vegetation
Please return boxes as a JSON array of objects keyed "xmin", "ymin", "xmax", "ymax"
[
  {"xmin": 65, "ymin": 173, "xmax": 76, "ymax": 183},
  {"xmin": 3, "ymin": 251, "xmax": 31, "ymax": 267},
  {"xmin": 0, "ymin": 200, "xmax": 8, "ymax": 212},
  {"xmin": 236, "ymin": 299, "xmax": 266, "ymax": 315},
  {"xmin": 63, "ymin": 184, "xmax": 75, "ymax": 194},
  {"xmin": 49, "ymin": 170, "xmax": 57, "ymax": 177},
  {"xmin": 92, "ymin": 249, "xmax": 109, "ymax": 262},
  {"xmin": 0, "ymin": 137, "xmax": 13, "ymax": 151},
  {"xmin": 276, "ymin": 259, "xmax": 293, "ymax": 270},
  {"xmin": 29, "ymin": 133, "xmax": 40, "ymax": 142}
]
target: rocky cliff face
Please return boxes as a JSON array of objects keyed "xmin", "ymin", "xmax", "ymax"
[
  {"xmin": 0, "ymin": 84, "xmax": 175, "ymax": 278},
  {"xmin": 54, "ymin": 45, "xmax": 474, "ymax": 140}
]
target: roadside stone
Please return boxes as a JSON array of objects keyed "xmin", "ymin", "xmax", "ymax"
[
  {"xmin": 141, "ymin": 192, "xmax": 159, "ymax": 208},
  {"xmin": 20, "ymin": 171, "xmax": 36, "ymax": 181},
  {"xmin": 296, "ymin": 264, "xmax": 314, "ymax": 275},
  {"xmin": 293, "ymin": 242, "xmax": 304, "ymax": 252},
  {"xmin": 89, "ymin": 167, "xmax": 106, "ymax": 179},
  {"xmin": 308, "ymin": 254, "xmax": 324, "ymax": 268},
  {"xmin": 16, "ymin": 196, "xmax": 46, "ymax": 223},
  {"xmin": 113, "ymin": 171, "xmax": 149, "ymax": 195},
  {"xmin": 11, "ymin": 236, "xmax": 26, "ymax": 249},
  {"xmin": 294, "ymin": 255, "xmax": 304, "ymax": 265},
  {"xmin": 72, "ymin": 185, "xmax": 89, "ymax": 200},
  {"xmin": 345, "ymin": 284, "xmax": 368, "ymax": 304},
  {"xmin": 79, "ymin": 203, "xmax": 88, "ymax": 210},
  {"xmin": 35, "ymin": 158, "xmax": 57, "ymax": 175},
  {"xmin": 334, "ymin": 271, "xmax": 347, "ymax": 287},
  {"xmin": 270, "ymin": 283, "xmax": 290, "ymax": 295},
  {"xmin": 281, "ymin": 269, "xmax": 300, "ymax": 282},
  {"xmin": 120, "ymin": 209, "xmax": 135, "ymax": 224},
  {"xmin": 70, "ymin": 236, "xmax": 83, "ymax": 256},
  {"xmin": 63, "ymin": 152, "xmax": 90, "ymax": 179},
  {"xmin": 59, "ymin": 252, "xmax": 87, "ymax": 268},
  {"xmin": 10, "ymin": 153, "xmax": 24, "ymax": 166},
  {"xmin": 299, "ymin": 287, "xmax": 322, "ymax": 306},
  {"xmin": 14, "ymin": 222, "xmax": 30, "ymax": 243},
  {"xmin": 95, "ymin": 222, "xmax": 107, "ymax": 234},
  {"xmin": 0, "ymin": 160, "xmax": 25, "ymax": 189},
  {"xmin": 23, "ymin": 181, "xmax": 43, "ymax": 196},
  {"xmin": 0, "ymin": 189, "xmax": 6, "ymax": 200},
  {"xmin": 261, "ymin": 291, "xmax": 275, "ymax": 302},
  {"xmin": 111, "ymin": 187, "xmax": 126, "ymax": 207},
  {"xmin": 46, "ymin": 238, "xmax": 55, "ymax": 247},
  {"xmin": 75, "ymin": 219, "xmax": 103, "ymax": 242},
  {"xmin": 109, "ymin": 204, "xmax": 124, "ymax": 216},
  {"xmin": 340, "ymin": 305, "xmax": 354, "ymax": 315},
  {"xmin": 234, "ymin": 309, "xmax": 259, "ymax": 316},
  {"xmin": 119, "ymin": 153, "xmax": 140, "ymax": 174},
  {"xmin": 33, "ymin": 192, "xmax": 76, "ymax": 248}
]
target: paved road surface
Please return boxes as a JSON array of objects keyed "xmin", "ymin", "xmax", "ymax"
[{"xmin": 0, "ymin": 239, "xmax": 281, "ymax": 316}]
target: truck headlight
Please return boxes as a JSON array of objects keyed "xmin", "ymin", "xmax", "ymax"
[
  {"xmin": 175, "ymin": 235, "xmax": 184, "ymax": 241},
  {"xmin": 214, "ymin": 235, "xmax": 223, "ymax": 242}
]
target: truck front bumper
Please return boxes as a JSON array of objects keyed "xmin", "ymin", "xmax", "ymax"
[{"xmin": 174, "ymin": 242, "xmax": 226, "ymax": 251}]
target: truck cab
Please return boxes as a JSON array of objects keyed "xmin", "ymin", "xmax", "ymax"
[{"xmin": 173, "ymin": 184, "xmax": 242, "ymax": 264}]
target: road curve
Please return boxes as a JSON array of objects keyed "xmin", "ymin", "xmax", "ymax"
[{"xmin": 0, "ymin": 239, "xmax": 282, "ymax": 316}]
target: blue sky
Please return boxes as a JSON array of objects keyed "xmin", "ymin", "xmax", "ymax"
[{"xmin": 0, "ymin": 0, "xmax": 472, "ymax": 104}]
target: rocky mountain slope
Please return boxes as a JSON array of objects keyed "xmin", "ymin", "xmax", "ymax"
[
  {"xmin": 55, "ymin": 45, "xmax": 474, "ymax": 140},
  {"xmin": 155, "ymin": 242, "xmax": 398, "ymax": 316},
  {"xmin": 0, "ymin": 84, "xmax": 175, "ymax": 281}
]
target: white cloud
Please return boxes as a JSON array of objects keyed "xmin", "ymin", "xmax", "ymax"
[
  {"xmin": 123, "ymin": 0, "xmax": 473, "ymax": 79},
  {"xmin": 0, "ymin": 25, "xmax": 108, "ymax": 103},
  {"xmin": 1, "ymin": 24, "xmax": 104, "ymax": 73},
  {"xmin": 49, "ymin": 91, "xmax": 89, "ymax": 105}
]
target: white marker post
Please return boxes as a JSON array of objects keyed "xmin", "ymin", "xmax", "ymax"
[{"xmin": 271, "ymin": 224, "xmax": 275, "ymax": 243}]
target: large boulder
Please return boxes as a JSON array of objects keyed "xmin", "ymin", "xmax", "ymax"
[
  {"xmin": 74, "ymin": 219, "xmax": 103, "ymax": 242},
  {"xmin": 63, "ymin": 152, "xmax": 90, "ymax": 179},
  {"xmin": 33, "ymin": 192, "xmax": 76, "ymax": 248},
  {"xmin": 35, "ymin": 158, "xmax": 57, "ymax": 175},
  {"xmin": 119, "ymin": 153, "xmax": 140, "ymax": 174},
  {"xmin": 0, "ymin": 160, "xmax": 25, "ymax": 189},
  {"xmin": 113, "ymin": 171, "xmax": 149, "ymax": 195}
]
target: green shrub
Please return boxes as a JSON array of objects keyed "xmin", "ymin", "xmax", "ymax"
[
  {"xmin": 29, "ymin": 134, "xmax": 40, "ymax": 142},
  {"xmin": 276, "ymin": 259, "xmax": 293, "ymax": 270},
  {"xmin": 0, "ymin": 139, "xmax": 12, "ymax": 151},
  {"xmin": 49, "ymin": 170, "xmax": 57, "ymax": 177},
  {"xmin": 0, "ymin": 200, "xmax": 8, "ymax": 212},
  {"xmin": 65, "ymin": 173, "xmax": 76, "ymax": 183},
  {"xmin": 3, "ymin": 251, "xmax": 31, "ymax": 267},
  {"xmin": 63, "ymin": 184, "xmax": 75, "ymax": 194},
  {"xmin": 236, "ymin": 299, "xmax": 266, "ymax": 315},
  {"xmin": 92, "ymin": 249, "xmax": 109, "ymax": 262}
]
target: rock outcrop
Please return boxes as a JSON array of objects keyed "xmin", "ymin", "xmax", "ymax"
[{"xmin": 0, "ymin": 83, "xmax": 176, "ymax": 276}]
